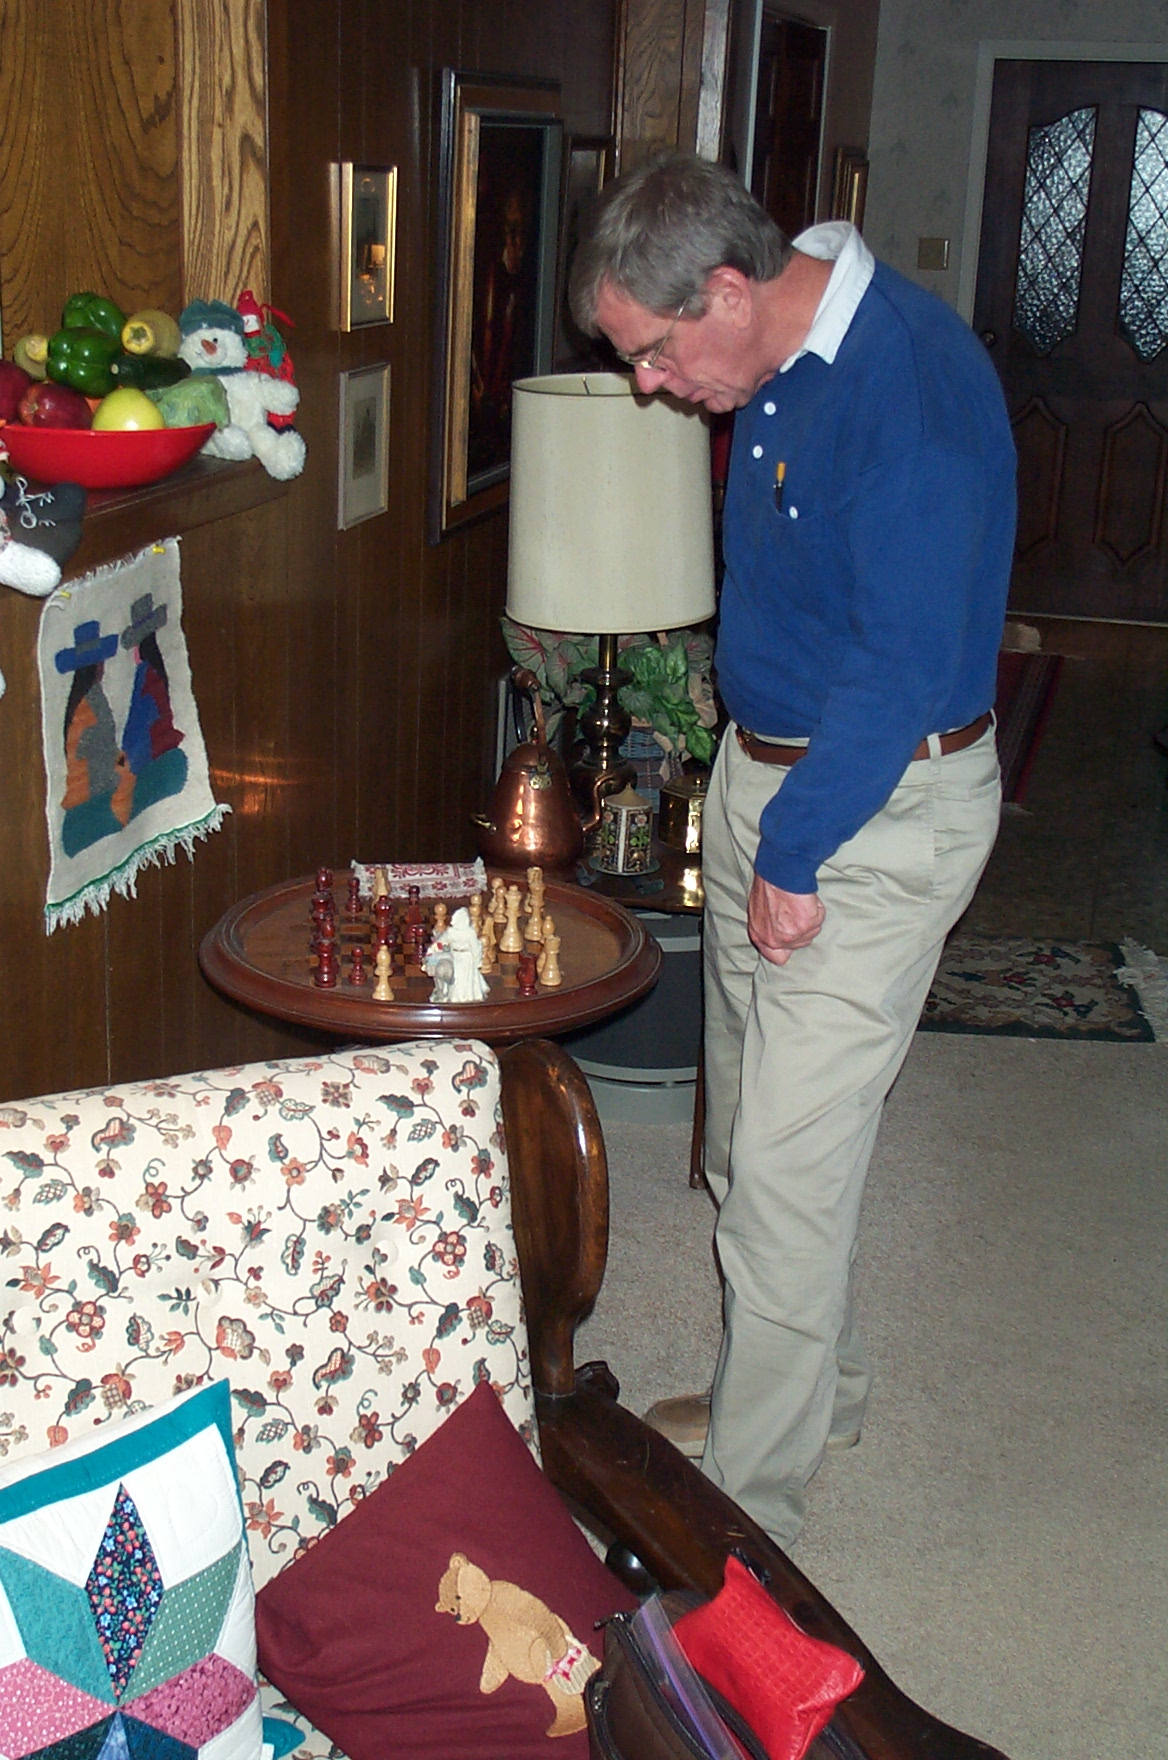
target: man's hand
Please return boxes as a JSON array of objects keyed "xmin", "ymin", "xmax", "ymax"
[{"xmin": 747, "ymin": 874, "xmax": 826, "ymax": 966}]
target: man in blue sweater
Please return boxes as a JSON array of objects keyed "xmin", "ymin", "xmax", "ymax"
[{"xmin": 570, "ymin": 155, "xmax": 1015, "ymax": 1548}]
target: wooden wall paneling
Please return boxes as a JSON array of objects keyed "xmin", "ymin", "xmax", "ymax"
[
  {"xmin": 266, "ymin": 0, "xmax": 343, "ymax": 882},
  {"xmin": 0, "ymin": 1, "xmax": 182, "ymax": 342},
  {"xmin": 0, "ymin": 592, "xmax": 109, "ymax": 1098},
  {"xmin": 613, "ymin": 0, "xmax": 692, "ymax": 171},
  {"xmin": 177, "ymin": 0, "xmax": 269, "ymax": 305}
]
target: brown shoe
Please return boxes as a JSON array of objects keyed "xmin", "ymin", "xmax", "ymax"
[
  {"xmin": 644, "ymin": 1392, "xmax": 861, "ymax": 1459},
  {"xmin": 643, "ymin": 1392, "xmax": 710, "ymax": 1459}
]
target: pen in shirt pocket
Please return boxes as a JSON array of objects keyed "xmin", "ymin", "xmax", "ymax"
[{"xmin": 774, "ymin": 460, "xmax": 786, "ymax": 512}]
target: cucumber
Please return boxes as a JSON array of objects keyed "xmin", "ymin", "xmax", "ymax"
[{"xmin": 108, "ymin": 354, "xmax": 191, "ymax": 391}]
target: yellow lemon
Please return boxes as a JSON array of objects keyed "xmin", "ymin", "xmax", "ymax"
[{"xmin": 92, "ymin": 387, "xmax": 165, "ymax": 431}]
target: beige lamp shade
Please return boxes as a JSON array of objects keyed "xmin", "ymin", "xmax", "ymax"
[{"xmin": 506, "ymin": 372, "xmax": 716, "ymax": 634}]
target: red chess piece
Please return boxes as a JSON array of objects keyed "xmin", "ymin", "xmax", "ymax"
[
  {"xmin": 348, "ymin": 945, "xmax": 367, "ymax": 986},
  {"xmin": 373, "ymin": 894, "xmax": 392, "ymax": 950},
  {"xmin": 411, "ymin": 922, "xmax": 426, "ymax": 963},
  {"xmin": 405, "ymin": 885, "xmax": 423, "ymax": 929},
  {"xmin": 517, "ymin": 951, "xmax": 538, "ymax": 997},
  {"xmin": 315, "ymin": 929, "xmax": 339, "ymax": 988},
  {"xmin": 346, "ymin": 873, "xmax": 362, "ymax": 917},
  {"xmin": 316, "ymin": 866, "xmax": 333, "ymax": 893}
]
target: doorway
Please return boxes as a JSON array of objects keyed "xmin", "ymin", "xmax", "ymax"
[
  {"xmin": 749, "ymin": 13, "xmax": 829, "ymax": 238},
  {"xmin": 973, "ymin": 59, "xmax": 1168, "ymax": 623}
]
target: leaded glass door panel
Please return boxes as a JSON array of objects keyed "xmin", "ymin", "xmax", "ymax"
[{"xmin": 973, "ymin": 60, "xmax": 1168, "ymax": 622}]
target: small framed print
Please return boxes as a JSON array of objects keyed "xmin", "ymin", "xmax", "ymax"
[
  {"xmin": 339, "ymin": 163, "xmax": 397, "ymax": 328},
  {"xmin": 338, "ymin": 363, "xmax": 390, "ymax": 528}
]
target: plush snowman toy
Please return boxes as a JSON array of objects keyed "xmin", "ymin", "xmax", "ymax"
[{"xmin": 178, "ymin": 300, "xmax": 306, "ymax": 481}]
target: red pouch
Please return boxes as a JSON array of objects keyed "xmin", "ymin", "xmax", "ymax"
[{"xmin": 672, "ymin": 1556, "xmax": 865, "ymax": 1760}]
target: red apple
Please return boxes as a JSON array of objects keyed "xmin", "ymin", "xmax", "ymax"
[
  {"xmin": 0, "ymin": 359, "xmax": 32, "ymax": 422},
  {"xmin": 18, "ymin": 381, "xmax": 93, "ymax": 428}
]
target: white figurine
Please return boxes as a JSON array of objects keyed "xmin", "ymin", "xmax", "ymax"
[{"xmin": 426, "ymin": 907, "xmax": 489, "ymax": 1004}]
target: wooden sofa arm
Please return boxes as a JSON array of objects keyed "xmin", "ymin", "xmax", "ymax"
[
  {"xmin": 538, "ymin": 1378, "xmax": 1008, "ymax": 1760},
  {"xmin": 500, "ymin": 1040, "xmax": 1010, "ymax": 1760}
]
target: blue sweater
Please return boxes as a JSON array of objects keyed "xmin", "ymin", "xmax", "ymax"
[{"xmin": 716, "ymin": 262, "xmax": 1016, "ymax": 895}]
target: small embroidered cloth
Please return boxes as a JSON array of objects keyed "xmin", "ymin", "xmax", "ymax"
[
  {"xmin": 38, "ymin": 538, "xmax": 229, "ymax": 932},
  {"xmin": 350, "ymin": 859, "xmax": 488, "ymax": 898}
]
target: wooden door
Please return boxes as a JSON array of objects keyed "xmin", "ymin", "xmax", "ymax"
[
  {"xmin": 974, "ymin": 60, "xmax": 1168, "ymax": 622},
  {"xmin": 749, "ymin": 14, "xmax": 828, "ymax": 238}
]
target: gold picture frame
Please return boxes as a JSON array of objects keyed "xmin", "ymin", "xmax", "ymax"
[
  {"xmin": 429, "ymin": 71, "xmax": 563, "ymax": 542},
  {"xmin": 338, "ymin": 163, "xmax": 397, "ymax": 329},
  {"xmin": 830, "ymin": 147, "xmax": 869, "ymax": 230},
  {"xmin": 338, "ymin": 362, "xmax": 391, "ymax": 529}
]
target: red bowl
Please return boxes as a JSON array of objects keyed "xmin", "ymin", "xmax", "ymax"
[{"xmin": 0, "ymin": 422, "xmax": 216, "ymax": 490}]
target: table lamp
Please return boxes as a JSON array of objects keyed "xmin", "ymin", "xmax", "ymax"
[{"xmin": 507, "ymin": 371, "xmax": 716, "ymax": 814}]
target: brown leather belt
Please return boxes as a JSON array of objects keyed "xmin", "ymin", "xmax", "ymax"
[{"xmin": 735, "ymin": 710, "xmax": 993, "ymax": 767}]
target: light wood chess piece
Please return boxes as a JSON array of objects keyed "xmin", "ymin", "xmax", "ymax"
[
  {"xmin": 479, "ymin": 910, "xmax": 497, "ymax": 974},
  {"xmin": 490, "ymin": 877, "xmax": 507, "ymax": 925},
  {"xmin": 499, "ymin": 883, "xmax": 524, "ymax": 954},
  {"xmin": 372, "ymin": 943, "xmax": 393, "ymax": 1001},
  {"xmin": 432, "ymin": 901, "xmax": 449, "ymax": 937},
  {"xmin": 524, "ymin": 867, "xmax": 546, "ymax": 938},
  {"xmin": 468, "ymin": 892, "xmax": 483, "ymax": 936},
  {"xmin": 372, "ymin": 865, "xmax": 389, "ymax": 903},
  {"xmin": 537, "ymin": 931, "xmax": 562, "ymax": 987}
]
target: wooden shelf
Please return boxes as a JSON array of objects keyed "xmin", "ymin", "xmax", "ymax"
[{"xmin": 63, "ymin": 457, "xmax": 291, "ymax": 579}]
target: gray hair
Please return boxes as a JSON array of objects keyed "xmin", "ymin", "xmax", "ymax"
[{"xmin": 569, "ymin": 152, "xmax": 793, "ymax": 335}]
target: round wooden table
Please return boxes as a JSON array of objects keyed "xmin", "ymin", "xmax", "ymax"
[{"xmin": 199, "ymin": 872, "xmax": 661, "ymax": 1045}]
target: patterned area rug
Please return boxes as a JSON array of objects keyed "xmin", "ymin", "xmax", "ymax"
[{"xmin": 921, "ymin": 936, "xmax": 1159, "ymax": 1041}]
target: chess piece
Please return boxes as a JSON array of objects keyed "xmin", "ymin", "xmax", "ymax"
[
  {"xmin": 372, "ymin": 865, "xmax": 389, "ymax": 903},
  {"xmin": 432, "ymin": 901, "xmax": 449, "ymax": 937},
  {"xmin": 435, "ymin": 908, "xmax": 489, "ymax": 1003},
  {"xmin": 315, "ymin": 865, "xmax": 333, "ymax": 896},
  {"xmin": 490, "ymin": 877, "xmax": 507, "ymax": 925},
  {"xmin": 523, "ymin": 893, "xmax": 544, "ymax": 943},
  {"xmin": 479, "ymin": 910, "xmax": 497, "ymax": 974},
  {"xmin": 405, "ymin": 884, "xmax": 423, "ymax": 929},
  {"xmin": 373, "ymin": 893, "xmax": 393, "ymax": 951},
  {"xmin": 516, "ymin": 950, "xmax": 538, "ymax": 997},
  {"xmin": 411, "ymin": 922, "xmax": 426, "ymax": 965},
  {"xmin": 314, "ymin": 922, "xmax": 338, "ymax": 989},
  {"xmin": 537, "ymin": 931, "xmax": 562, "ymax": 987},
  {"xmin": 541, "ymin": 912, "xmax": 556, "ymax": 944},
  {"xmin": 346, "ymin": 873, "xmax": 362, "ymax": 917},
  {"xmin": 499, "ymin": 884, "xmax": 524, "ymax": 954},
  {"xmin": 468, "ymin": 892, "xmax": 483, "ymax": 935},
  {"xmin": 372, "ymin": 944, "xmax": 393, "ymax": 1001},
  {"xmin": 348, "ymin": 944, "xmax": 367, "ymax": 986}
]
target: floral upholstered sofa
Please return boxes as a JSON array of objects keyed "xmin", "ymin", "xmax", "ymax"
[
  {"xmin": 0, "ymin": 1037, "xmax": 1008, "ymax": 1760},
  {"xmin": 0, "ymin": 1039, "xmax": 540, "ymax": 1752}
]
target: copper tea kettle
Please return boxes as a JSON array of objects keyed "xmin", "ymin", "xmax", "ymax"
[{"xmin": 473, "ymin": 670, "xmax": 622, "ymax": 873}]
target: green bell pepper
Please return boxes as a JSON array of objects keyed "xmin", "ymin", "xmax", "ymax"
[
  {"xmin": 46, "ymin": 327, "xmax": 124, "ymax": 398},
  {"xmin": 61, "ymin": 292, "xmax": 126, "ymax": 341}
]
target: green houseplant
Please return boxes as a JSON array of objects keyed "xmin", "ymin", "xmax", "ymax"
[{"xmin": 501, "ymin": 618, "xmax": 719, "ymax": 766}]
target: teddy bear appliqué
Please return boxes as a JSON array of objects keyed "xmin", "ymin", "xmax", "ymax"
[{"xmin": 435, "ymin": 1550, "xmax": 600, "ymax": 1737}]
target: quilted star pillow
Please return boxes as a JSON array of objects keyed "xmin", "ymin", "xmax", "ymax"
[{"xmin": 0, "ymin": 1379, "xmax": 263, "ymax": 1760}]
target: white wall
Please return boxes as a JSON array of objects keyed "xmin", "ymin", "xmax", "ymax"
[{"xmin": 863, "ymin": 0, "xmax": 1168, "ymax": 313}]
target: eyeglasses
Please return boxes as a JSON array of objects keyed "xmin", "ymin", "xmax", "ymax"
[{"xmin": 612, "ymin": 302, "xmax": 687, "ymax": 373}]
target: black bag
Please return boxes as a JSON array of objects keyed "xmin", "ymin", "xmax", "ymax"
[{"xmin": 586, "ymin": 1591, "xmax": 863, "ymax": 1760}]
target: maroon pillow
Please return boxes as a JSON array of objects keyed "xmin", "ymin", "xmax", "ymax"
[{"xmin": 255, "ymin": 1381, "xmax": 636, "ymax": 1760}]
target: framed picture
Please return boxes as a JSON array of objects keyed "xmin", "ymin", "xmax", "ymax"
[
  {"xmin": 338, "ymin": 363, "xmax": 391, "ymax": 529},
  {"xmin": 338, "ymin": 163, "xmax": 397, "ymax": 329},
  {"xmin": 830, "ymin": 148, "xmax": 869, "ymax": 230},
  {"xmin": 429, "ymin": 70, "xmax": 563, "ymax": 541},
  {"xmin": 553, "ymin": 134, "xmax": 614, "ymax": 370}
]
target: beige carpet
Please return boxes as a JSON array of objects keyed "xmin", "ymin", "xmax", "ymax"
[{"xmin": 577, "ymin": 1035, "xmax": 1168, "ymax": 1760}]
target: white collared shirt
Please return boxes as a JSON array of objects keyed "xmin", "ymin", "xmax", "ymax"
[{"xmin": 779, "ymin": 221, "xmax": 875, "ymax": 373}]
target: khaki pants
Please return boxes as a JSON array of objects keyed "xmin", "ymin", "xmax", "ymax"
[{"xmin": 700, "ymin": 722, "xmax": 1001, "ymax": 1545}]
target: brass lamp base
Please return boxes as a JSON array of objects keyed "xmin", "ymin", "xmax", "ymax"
[{"xmin": 570, "ymin": 633, "xmax": 636, "ymax": 815}]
